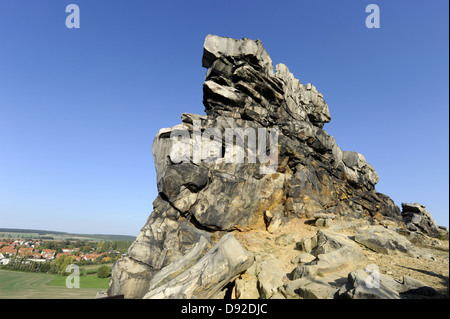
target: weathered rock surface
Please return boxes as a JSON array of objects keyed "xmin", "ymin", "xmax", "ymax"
[
  {"xmin": 234, "ymin": 264, "xmax": 260, "ymax": 299},
  {"xmin": 143, "ymin": 233, "xmax": 253, "ymax": 299},
  {"xmin": 265, "ymin": 210, "xmax": 285, "ymax": 234},
  {"xmin": 255, "ymin": 258, "xmax": 286, "ymax": 299},
  {"xmin": 233, "ymin": 253, "xmax": 288, "ymax": 299},
  {"xmin": 107, "ymin": 35, "xmax": 445, "ymax": 299},
  {"xmin": 291, "ymin": 229, "xmax": 365, "ymax": 280},
  {"xmin": 355, "ymin": 225, "xmax": 418, "ymax": 256},
  {"xmin": 291, "ymin": 252, "xmax": 316, "ymax": 264},
  {"xmin": 146, "ymin": 236, "xmax": 212, "ymax": 292},
  {"xmin": 337, "ymin": 268, "xmax": 438, "ymax": 299},
  {"xmin": 281, "ymin": 273, "xmax": 348, "ymax": 299},
  {"xmin": 108, "ymin": 256, "xmax": 154, "ymax": 299}
]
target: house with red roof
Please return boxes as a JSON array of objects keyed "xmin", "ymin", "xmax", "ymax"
[
  {"xmin": 41, "ymin": 249, "xmax": 56, "ymax": 259},
  {"xmin": 0, "ymin": 246, "xmax": 17, "ymax": 256},
  {"xmin": 32, "ymin": 252, "xmax": 42, "ymax": 259},
  {"xmin": 18, "ymin": 247, "xmax": 33, "ymax": 257}
]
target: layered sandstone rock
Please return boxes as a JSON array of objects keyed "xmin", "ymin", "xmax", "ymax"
[{"xmin": 107, "ymin": 35, "xmax": 406, "ymax": 299}]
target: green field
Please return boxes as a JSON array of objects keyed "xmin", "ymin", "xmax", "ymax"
[
  {"xmin": 46, "ymin": 274, "xmax": 109, "ymax": 289},
  {"xmin": 0, "ymin": 269, "xmax": 108, "ymax": 299}
]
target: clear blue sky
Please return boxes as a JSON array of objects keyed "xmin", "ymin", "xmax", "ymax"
[{"xmin": 0, "ymin": 0, "xmax": 448, "ymax": 236}]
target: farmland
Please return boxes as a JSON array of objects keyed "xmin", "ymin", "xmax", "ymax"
[{"xmin": 0, "ymin": 228, "xmax": 135, "ymax": 242}]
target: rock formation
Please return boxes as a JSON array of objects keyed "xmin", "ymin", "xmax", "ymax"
[
  {"xmin": 401, "ymin": 203, "xmax": 441, "ymax": 238},
  {"xmin": 336, "ymin": 268, "xmax": 438, "ymax": 299},
  {"xmin": 291, "ymin": 229, "xmax": 365, "ymax": 280},
  {"xmin": 106, "ymin": 35, "xmax": 448, "ymax": 299}
]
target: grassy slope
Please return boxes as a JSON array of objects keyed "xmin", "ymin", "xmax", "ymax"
[
  {"xmin": 46, "ymin": 274, "xmax": 109, "ymax": 289},
  {"xmin": 0, "ymin": 270, "xmax": 107, "ymax": 299}
]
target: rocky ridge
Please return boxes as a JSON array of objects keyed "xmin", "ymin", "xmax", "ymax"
[{"xmin": 105, "ymin": 35, "xmax": 449, "ymax": 299}]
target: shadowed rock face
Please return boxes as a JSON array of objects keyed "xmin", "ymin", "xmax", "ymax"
[
  {"xmin": 108, "ymin": 35, "xmax": 401, "ymax": 299},
  {"xmin": 401, "ymin": 203, "xmax": 441, "ymax": 238}
]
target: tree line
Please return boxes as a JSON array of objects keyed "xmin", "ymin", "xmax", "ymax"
[
  {"xmin": 2, "ymin": 255, "xmax": 112, "ymax": 278},
  {"xmin": 35, "ymin": 239, "xmax": 133, "ymax": 254}
]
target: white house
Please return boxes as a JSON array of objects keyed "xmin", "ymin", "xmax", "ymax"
[{"xmin": 0, "ymin": 254, "xmax": 10, "ymax": 265}]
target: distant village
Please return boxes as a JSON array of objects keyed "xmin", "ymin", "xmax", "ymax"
[{"xmin": 0, "ymin": 238, "xmax": 130, "ymax": 266}]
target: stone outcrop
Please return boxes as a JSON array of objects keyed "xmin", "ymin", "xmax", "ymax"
[
  {"xmin": 355, "ymin": 225, "xmax": 418, "ymax": 256},
  {"xmin": 143, "ymin": 234, "xmax": 253, "ymax": 299},
  {"xmin": 336, "ymin": 268, "xmax": 438, "ymax": 299},
  {"xmin": 281, "ymin": 272, "xmax": 348, "ymax": 299},
  {"xmin": 401, "ymin": 203, "xmax": 442, "ymax": 238},
  {"xmin": 107, "ymin": 35, "xmax": 445, "ymax": 299},
  {"xmin": 291, "ymin": 229, "xmax": 365, "ymax": 280}
]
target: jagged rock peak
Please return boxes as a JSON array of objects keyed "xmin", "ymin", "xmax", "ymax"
[
  {"xmin": 202, "ymin": 34, "xmax": 331, "ymax": 129},
  {"xmin": 202, "ymin": 34, "xmax": 274, "ymax": 75}
]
